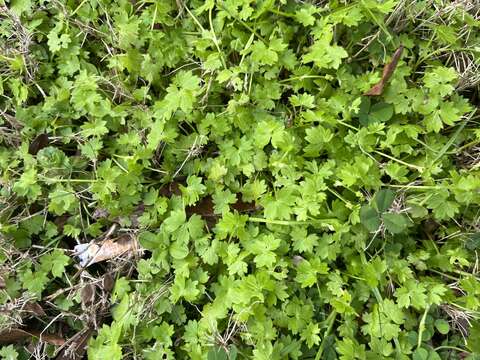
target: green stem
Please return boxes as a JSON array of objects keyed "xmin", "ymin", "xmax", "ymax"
[
  {"xmin": 337, "ymin": 119, "xmax": 359, "ymax": 131},
  {"xmin": 457, "ymin": 138, "xmax": 480, "ymax": 152},
  {"xmin": 372, "ymin": 287, "xmax": 383, "ymax": 303},
  {"xmin": 268, "ymin": 8, "xmax": 295, "ymax": 18},
  {"xmin": 429, "ymin": 113, "xmax": 473, "ymax": 167},
  {"xmin": 315, "ymin": 311, "xmax": 337, "ymax": 360},
  {"xmin": 428, "ymin": 269, "xmax": 459, "ymax": 281},
  {"xmin": 209, "ymin": 7, "xmax": 227, "ymax": 69},
  {"xmin": 327, "ymin": 187, "xmax": 352, "ymax": 207},
  {"xmin": 248, "ymin": 217, "xmax": 337, "ymax": 226},
  {"xmin": 184, "ymin": 6, "xmax": 205, "ymax": 32},
  {"xmin": 453, "ymin": 269, "xmax": 480, "ymax": 281},
  {"xmin": 39, "ymin": 176, "xmax": 96, "ymax": 183},
  {"xmin": 373, "ymin": 150, "xmax": 424, "ymax": 172},
  {"xmin": 417, "ymin": 305, "xmax": 431, "ymax": 349},
  {"xmin": 279, "ymin": 75, "xmax": 327, "ymax": 83},
  {"xmin": 71, "ymin": 0, "xmax": 88, "ymax": 15},
  {"xmin": 434, "ymin": 345, "xmax": 470, "ymax": 353},
  {"xmin": 384, "ymin": 184, "xmax": 440, "ymax": 190}
]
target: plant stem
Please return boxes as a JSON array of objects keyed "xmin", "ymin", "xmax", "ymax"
[
  {"xmin": 248, "ymin": 217, "xmax": 338, "ymax": 226},
  {"xmin": 315, "ymin": 311, "xmax": 337, "ymax": 360},
  {"xmin": 434, "ymin": 345, "xmax": 470, "ymax": 353},
  {"xmin": 417, "ymin": 305, "xmax": 430, "ymax": 349},
  {"xmin": 384, "ymin": 184, "xmax": 440, "ymax": 190},
  {"xmin": 268, "ymin": 8, "xmax": 295, "ymax": 18},
  {"xmin": 373, "ymin": 150, "xmax": 424, "ymax": 172},
  {"xmin": 279, "ymin": 75, "xmax": 327, "ymax": 83}
]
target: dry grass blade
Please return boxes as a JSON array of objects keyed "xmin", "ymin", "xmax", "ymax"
[
  {"xmin": 441, "ymin": 304, "xmax": 477, "ymax": 340},
  {"xmin": 55, "ymin": 328, "xmax": 94, "ymax": 360}
]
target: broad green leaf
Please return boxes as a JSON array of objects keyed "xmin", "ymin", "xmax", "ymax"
[
  {"xmin": 369, "ymin": 102, "xmax": 394, "ymax": 123},
  {"xmin": 383, "ymin": 213, "xmax": 409, "ymax": 234},
  {"xmin": 434, "ymin": 319, "xmax": 450, "ymax": 334},
  {"xmin": 360, "ymin": 205, "xmax": 381, "ymax": 232},
  {"xmin": 375, "ymin": 189, "xmax": 395, "ymax": 212},
  {"xmin": 207, "ymin": 347, "xmax": 228, "ymax": 360}
]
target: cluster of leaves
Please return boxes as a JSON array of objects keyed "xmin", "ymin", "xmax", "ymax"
[{"xmin": 1, "ymin": 0, "xmax": 480, "ymax": 359}]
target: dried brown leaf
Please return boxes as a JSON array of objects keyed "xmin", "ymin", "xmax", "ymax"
[
  {"xmin": 74, "ymin": 235, "xmax": 139, "ymax": 267},
  {"xmin": 364, "ymin": 45, "xmax": 404, "ymax": 96},
  {"xmin": 80, "ymin": 284, "xmax": 95, "ymax": 307},
  {"xmin": 28, "ymin": 133, "xmax": 49, "ymax": 155},
  {"xmin": 102, "ymin": 274, "xmax": 115, "ymax": 293},
  {"xmin": 23, "ymin": 302, "xmax": 46, "ymax": 317},
  {"xmin": 0, "ymin": 328, "xmax": 65, "ymax": 346}
]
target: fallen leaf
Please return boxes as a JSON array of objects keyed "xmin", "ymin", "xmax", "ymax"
[
  {"xmin": 102, "ymin": 273, "xmax": 115, "ymax": 293},
  {"xmin": 28, "ymin": 133, "xmax": 50, "ymax": 155},
  {"xmin": 29, "ymin": 330, "xmax": 66, "ymax": 346},
  {"xmin": 0, "ymin": 328, "xmax": 65, "ymax": 346},
  {"xmin": 232, "ymin": 200, "xmax": 260, "ymax": 213},
  {"xmin": 159, "ymin": 182, "xmax": 181, "ymax": 197},
  {"xmin": 186, "ymin": 197, "xmax": 215, "ymax": 218},
  {"xmin": 54, "ymin": 214, "xmax": 69, "ymax": 232},
  {"xmin": 0, "ymin": 329, "xmax": 30, "ymax": 344},
  {"xmin": 23, "ymin": 302, "xmax": 46, "ymax": 317},
  {"xmin": 73, "ymin": 234, "xmax": 140, "ymax": 267},
  {"xmin": 80, "ymin": 284, "xmax": 95, "ymax": 307},
  {"xmin": 364, "ymin": 45, "xmax": 404, "ymax": 96}
]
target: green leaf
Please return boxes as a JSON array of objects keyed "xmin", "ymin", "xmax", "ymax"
[
  {"xmin": 300, "ymin": 322, "xmax": 321, "ymax": 348},
  {"xmin": 467, "ymin": 322, "xmax": 480, "ymax": 353},
  {"xmin": 289, "ymin": 93, "xmax": 315, "ymax": 109},
  {"xmin": 0, "ymin": 345, "xmax": 19, "ymax": 360},
  {"xmin": 295, "ymin": 6, "xmax": 317, "ymax": 27},
  {"xmin": 13, "ymin": 168, "xmax": 42, "ymax": 201},
  {"xmin": 163, "ymin": 209, "xmax": 186, "ymax": 233},
  {"xmin": 9, "ymin": 0, "xmax": 32, "ymax": 14},
  {"xmin": 369, "ymin": 102, "xmax": 394, "ymax": 123},
  {"xmin": 395, "ymin": 279, "xmax": 427, "ymax": 309},
  {"xmin": 42, "ymin": 250, "xmax": 70, "ymax": 278},
  {"xmin": 228, "ymin": 344, "xmax": 238, "ymax": 360},
  {"xmin": 466, "ymin": 233, "xmax": 480, "ymax": 250},
  {"xmin": 207, "ymin": 346, "xmax": 228, "ymax": 360},
  {"xmin": 180, "ymin": 175, "xmax": 207, "ymax": 206},
  {"xmin": 375, "ymin": 189, "xmax": 395, "ymax": 212},
  {"xmin": 412, "ymin": 348, "xmax": 428, "ymax": 360},
  {"xmin": 383, "ymin": 213, "xmax": 409, "ymax": 234},
  {"xmin": 304, "ymin": 125, "xmax": 334, "ymax": 157},
  {"xmin": 170, "ymin": 240, "xmax": 189, "ymax": 260},
  {"xmin": 157, "ymin": 71, "xmax": 201, "ymax": 119},
  {"xmin": 423, "ymin": 66, "xmax": 457, "ymax": 96},
  {"xmin": 48, "ymin": 185, "xmax": 77, "ymax": 215},
  {"xmin": 20, "ymin": 269, "xmax": 49, "ymax": 297},
  {"xmin": 302, "ymin": 25, "xmax": 348, "ymax": 69},
  {"xmin": 295, "ymin": 258, "xmax": 328, "ymax": 288},
  {"xmin": 360, "ymin": 205, "xmax": 381, "ymax": 232},
  {"xmin": 250, "ymin": 41, "xmax": 278, "ymax": 66},
  {"xmin": 434, "ymin": 319, "xmax": 450, "ymax": 334}
]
